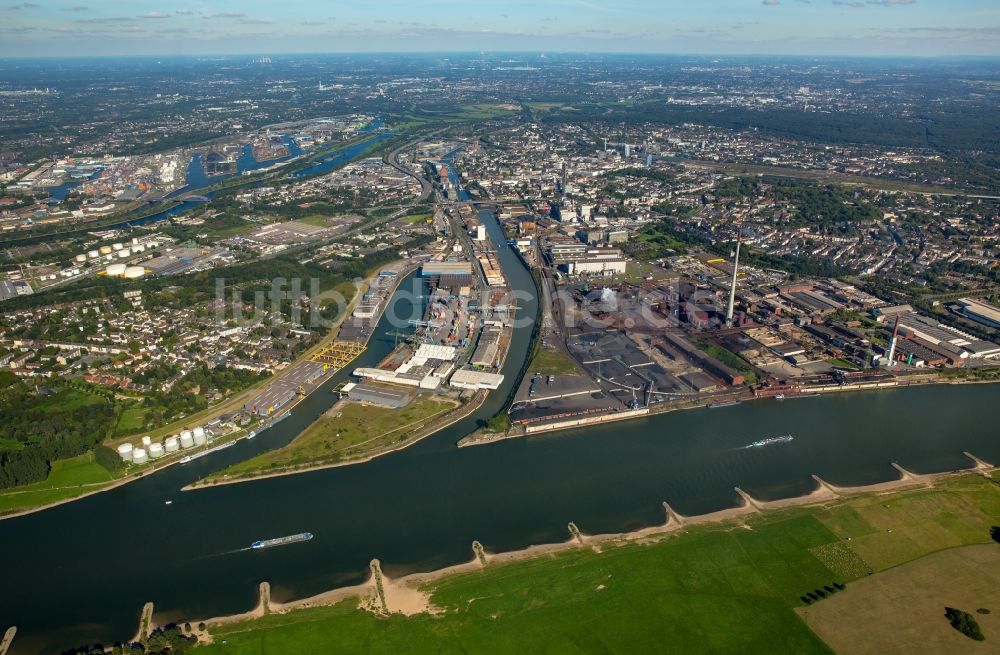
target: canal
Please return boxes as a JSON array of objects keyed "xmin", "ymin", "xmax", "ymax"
[{"xmin": 1, "ymin": 170, "xmax": 999, "ymax": 653}]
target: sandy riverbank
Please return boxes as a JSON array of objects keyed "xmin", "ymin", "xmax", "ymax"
[{"xmin": 160, "ymin": 456, "xmax": 996, "ymax": 638}]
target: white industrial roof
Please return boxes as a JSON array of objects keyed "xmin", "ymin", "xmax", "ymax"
[
  {"xmin": 414, "ymin": 344, "xmax": 457, "ymax": 361},
  {"xmin": 449, "ymin": 369, "xmax": 504, "ymax": 390}
]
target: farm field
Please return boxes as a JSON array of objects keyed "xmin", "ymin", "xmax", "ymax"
[{"xmin": 801, "ymin": 545, "xmax": 1000, "ymax": 654}]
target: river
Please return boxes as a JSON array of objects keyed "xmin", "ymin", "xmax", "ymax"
[{"xmin": 2, "ymin": 162, "xmax": 999, "ymax": 654}]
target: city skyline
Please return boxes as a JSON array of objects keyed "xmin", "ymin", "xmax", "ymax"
[{"xmin": 1, "ymin": 0, "xmax": 998, "ymax": 58}]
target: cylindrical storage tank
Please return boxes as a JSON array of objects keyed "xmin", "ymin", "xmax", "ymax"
[
  {"xmin": 193, "ymin": 426, "xmax": 206, "ymax": 442},
  {"xmin": 117, "ymin": 443, "xmax": 134, "ymax": 462},
  {"xmin": 99, "ymin": 246, "xmax": 112, "ymax": 255},
  {"xmin": 117, "ymin": 248, "xmax": 130, "ymax": 259},
  {"xmin": 148, "ymin": 442, "xmax": 165, "ymax": 459},
  {"xmin": 132, "ymin": 448, "xmax": 148, "ymax": 465},
  {"xmin": 179, "ymin": 431, "xmax": 194, "ymax": 448},
  {"xmin": 124, "ymin": 266, "xmax": 145, "ymax": 279},
  {"xmin": 164, "ymin": 436, "xmax": 180, "ymax": 453},
  {"xmin": 132, "ymin": 238, "xmax": 140, "ymax": 245},
  {"xmin": 88, "ymin": 250, "xmax": 99, "ymax": 259},
  {"xmin": 112, "ymin": 242, "xmax": 123, "ymax": 251},
  {"xmin": 106, "ymin": 263, "xmax": 126, "ymax": 277},
  {"xmin": 133, "ymin": 245, "xmax": 145, "ymax": 253},
  {"xmin": 142, "ymin": 435, "xmax": 152, "ymax": 446},
  {"xmin": 75, "ymin": 254, "xmax": 87, "ymax": 263}
]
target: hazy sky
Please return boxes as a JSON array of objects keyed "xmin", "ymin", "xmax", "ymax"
[{"xmin": 1, "ymin": 0, "xmax": 998, "ymax": 57}]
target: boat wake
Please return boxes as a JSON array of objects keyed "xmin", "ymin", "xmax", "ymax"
[
  {"xmin": 742, "ymin": 435, "xmax": 795, "ymax": 450},
  {"xmin": 190, "ymin": 546, "xmax": 252, "ymax": 561}
]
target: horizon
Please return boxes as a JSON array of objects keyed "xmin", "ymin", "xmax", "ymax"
[
  {"xmin": 1, "ymin": 0, "xmax": 998, "ymax": 58},
  {"xmin": 2, "ymin": 50, "xmax": 1000, "ymax": 61}
]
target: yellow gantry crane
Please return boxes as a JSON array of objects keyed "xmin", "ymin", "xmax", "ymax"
[{"xmin": 308, "ymin": 340, "xmax": 366, "ymax": 371}]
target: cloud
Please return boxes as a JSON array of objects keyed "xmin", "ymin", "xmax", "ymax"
[
  {"xmin": 6, "ymin": 2, "xmax": 40, "ymax": 9},
  {"xmin": 762, "ymin": 0, "xmax": 780, "ymax": 5},
  {"xmin": 76, "ymin": 16, "xmax": 135, "ymax": 24},
  {"xmin": 176, "ymin": 8, "xmax": 193, "ymax": 15},
  {"xmin": 201, "ymin": 12, "xmax": 246, "ymax": 19},
  {"xmin": 139, "ymin": 11, "xmax": 170, "ymax": 19}
]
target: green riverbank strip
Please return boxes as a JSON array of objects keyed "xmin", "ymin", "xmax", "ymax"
[
  {"xmin": 196, "ymin": 472, "xmax": 1000, "ymax": 654},
  {"xmin": 196, "ymin": 397, "xmax": 460, "ymax": 484},
  {"xmin": 0, "ymin": 452, "xmax": 115, "ymax": 515}
]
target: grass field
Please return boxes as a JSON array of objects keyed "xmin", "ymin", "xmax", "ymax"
[
  {"xmin": 701, "ymin": 342, "xmax": 760, "ymax": 385},
  {"xmin": 114, "ymin": 405, "xmax": 148, "ymax": 436},
  {"xmin": 455, "ymin": 104, "xmax": 521, "ymax": 119},
  {"xmin": 528, "ymin": 348, "xmax": 581, "ymax": 376},
  {"xmin": 195, "ymin": 474, "xmax": 1000, "ymax": 654},
  {"xmin": 524, "ymin": 102, "xmax": 568, "ymax": 112},
  {"xmin": 297, "ymin": 215, "xmax": 333, "ymax": 227},
  {"xmin": 204, "ymin": 397, "xmax": 458, "ymax": 481},
  {"xmin": 801, "ymin": 545, "xmax": 1000, "ymax": 654},
  {"xmin": 0, "ymin": 452, "xmax": 115, "ymax": 515},
  {"xmin": 404, "ymin": 213, "xmax": 432, "ymax": 225}
]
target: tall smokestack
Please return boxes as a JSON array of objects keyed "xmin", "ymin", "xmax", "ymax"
[
  {"xmin": 887, "ymin": 316, "xmax": 901, "ymax": 367},
  {"xmin": 725, "ymin": 230, "xmax": 742, "ymax": 328}
]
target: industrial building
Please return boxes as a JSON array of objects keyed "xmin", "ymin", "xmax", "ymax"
[
  {"xmin": 422, "ymin": 260, "xmax": 473, "ymax": 289},
  {"xmin": 953, "ymin": 298, "xmax": 1000, "ymax": 330},
  {"xmin": 352, "ymin": 344, "xmax": 458, "ymax": 391},
  {"xmin": 549, "ymin": 246, "xmax": 627, "ymax": 276},
  {"xmin": 470, "ymin": 326, "xmax": 501, "ymax": 368},
  {"xmin": 343, "ymin": 382, "xmax": 412, "ymax": 408},
  {"xmin": 449, "ymin": 369, "xmax": 505, "ymax": 390},
  {"xmin": 881, "ymin": 310, "xmax": 1000, "ymax": 360}
]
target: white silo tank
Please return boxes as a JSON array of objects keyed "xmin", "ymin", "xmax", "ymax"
[
  {"xmin": 117, "ymin": 248, "xmax": 131, "ymax": 259},
  {"xmin": 117, "ymin": 443, "xmax": 134, "ymax": 462},
  {"xmin": 132, "ymin": 448, "xmax": 148, "ymax": 464},
  {"xmin": 124, "ymin": 266, "xmax": 145, "ymax": 279},
  {"xmin": 142, "ymin": 435, "xmax": 152, "ymax": 446},
  {"xmin": 148, "ymin": 443, "xmax": 165, "ymax": 459},
  {"xmin": 75, "ymin": 254, "xmax": 87, "ymax": 263},
  {"xmin": 133, "ymin": 244, "xmax": 145, "ymax": 253},
  {"xmin": 88, "ymin": 250, "xmax": 99, "ymax": 259},
  {"xmin": 112, "ymin": 242, "xmax": 123, "ymax": 251},
  {"xmin": 193, "ymin": 427, "xmax": 206, "ymax": 445},
  {"xmin": 132, "ymin": 237, "xmax": 140, "ymax": 245},
  {"xmin": 99, "ymin": 245, "xmax": 112, "ymax": 255},
  {"xmin": 106, "ymin": 263, "xmax": 126, "ymax": 277},
  {"xmin": 179, "ymin": 431, "xmax": 194, "ymax": 448},
  {"xmin": 164, "ymin": 436, "xmax": 180, "ymax": 453}
]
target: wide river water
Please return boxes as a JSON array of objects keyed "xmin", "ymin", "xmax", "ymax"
[{"xmin": 2, "ymin": 180, "xmax": 999, "ymax": 654}]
